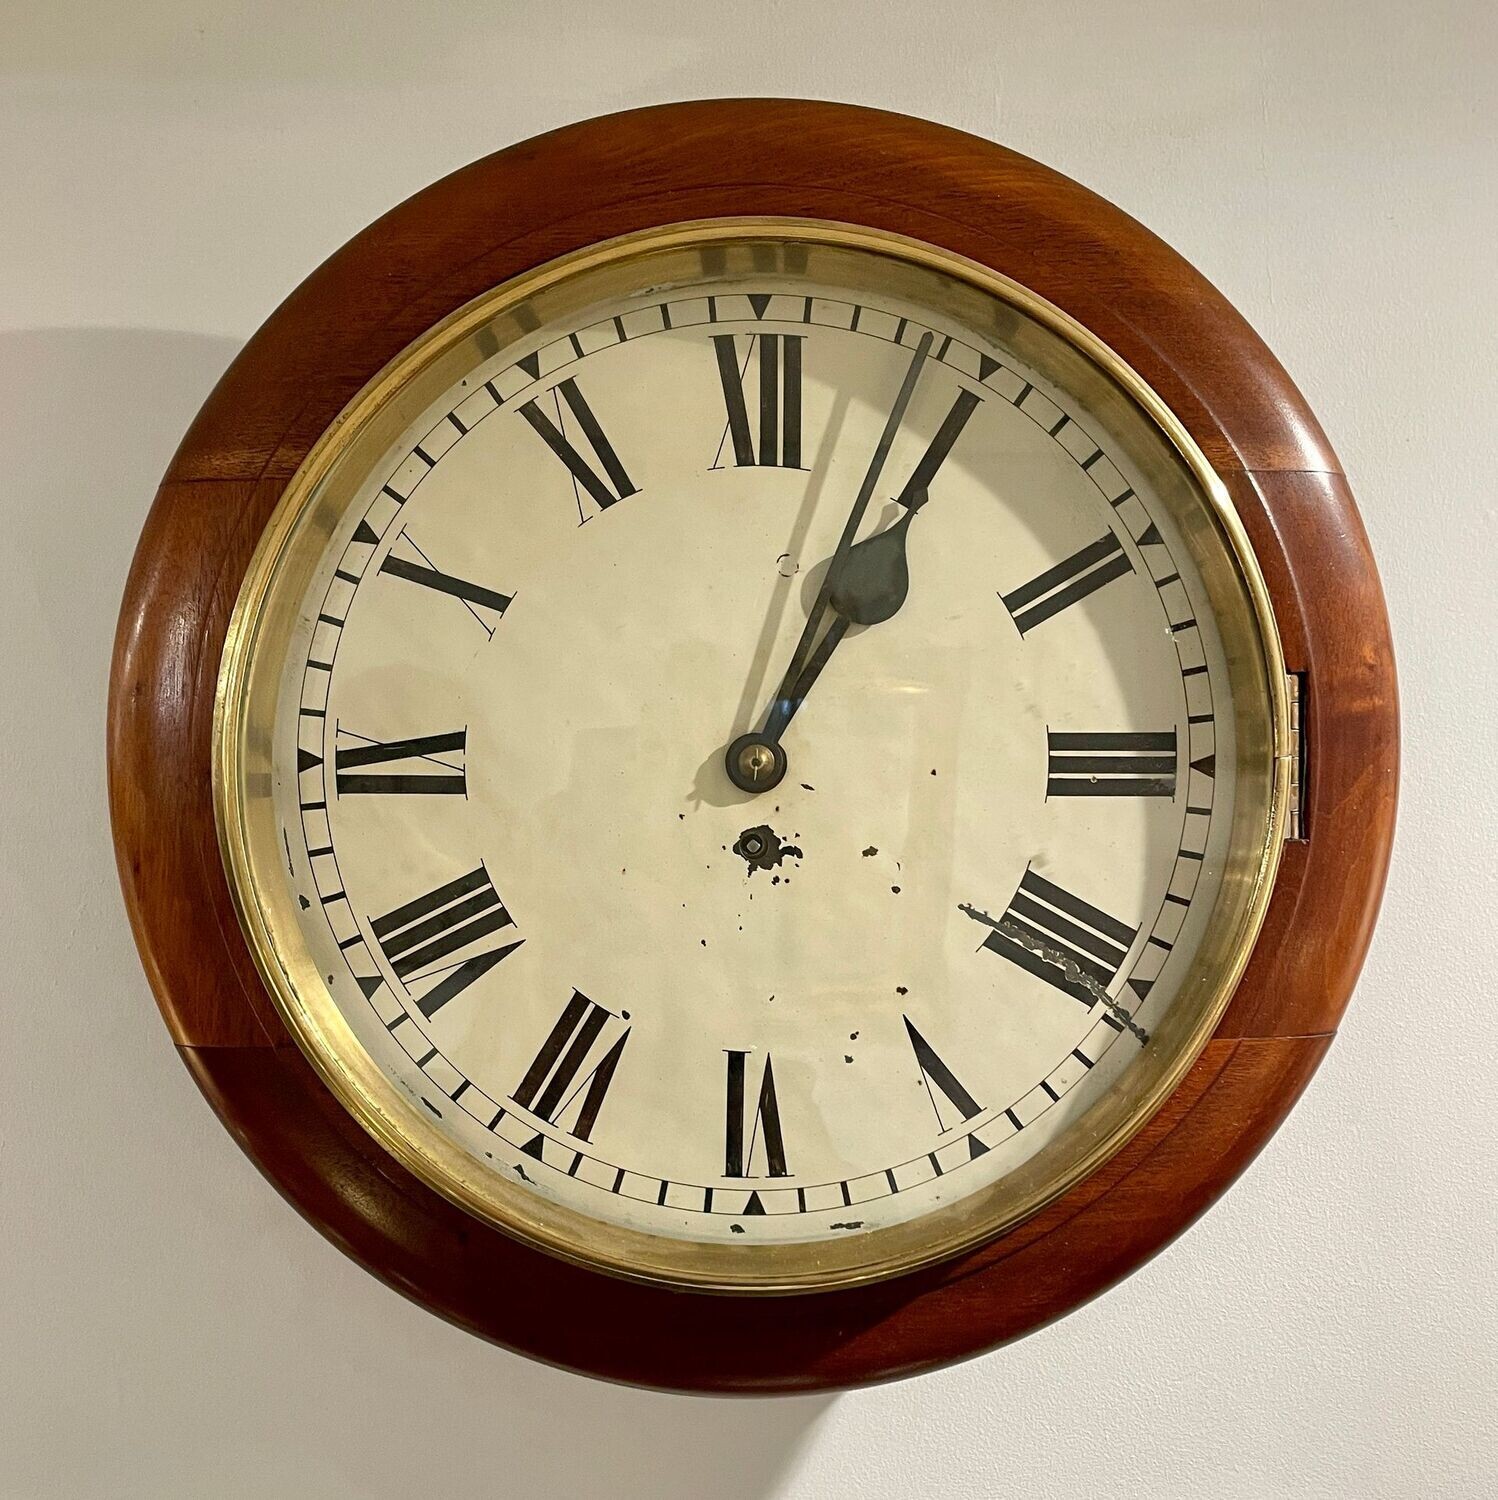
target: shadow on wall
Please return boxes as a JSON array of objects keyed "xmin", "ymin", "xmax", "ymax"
[
  {"xmin": 0, "ymin": 327, "xmax": 247, "ymax": 949},
  {"xmin": 0, "ymin": 327, "xmax": 833, "ymax": 1500}
]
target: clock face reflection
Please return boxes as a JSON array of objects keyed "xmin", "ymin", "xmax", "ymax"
[{"xmin": 218, "ymin": 224, "xmax": 1284, "ymax": 1290}]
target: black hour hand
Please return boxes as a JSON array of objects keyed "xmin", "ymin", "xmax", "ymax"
[
  {"xmin": 827, "ymin": 507, "xmax": 916, "ymax": 626},
  {"xmin": 764, "ymin": 510, "xmax": 917, "ymax": 742}
]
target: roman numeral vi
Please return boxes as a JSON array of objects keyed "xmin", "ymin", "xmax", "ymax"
[{"xmin": 724, "ymin": 1050, "xmax": 790, "ymax": 1178}]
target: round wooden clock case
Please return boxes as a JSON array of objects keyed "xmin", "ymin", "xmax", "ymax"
[{"xmin": 108, "ymin": 99, "xmax": 1397, "ymax": 1392}]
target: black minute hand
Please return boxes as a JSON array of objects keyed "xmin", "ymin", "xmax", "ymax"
[{"xmin": 760, "ymin": 332, "xmax": 935, "ymax": 745}]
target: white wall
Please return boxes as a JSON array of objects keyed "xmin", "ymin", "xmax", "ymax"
[{"xmin": 2, "ymin": 3, "xmax": 1494, "ymax": 1496}]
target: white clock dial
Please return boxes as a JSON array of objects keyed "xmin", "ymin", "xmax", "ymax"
[{"xmin": 219, "ymin": 225, "xmax": 1283, "ymax": 1289}]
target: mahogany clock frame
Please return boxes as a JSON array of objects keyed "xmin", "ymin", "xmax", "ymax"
[{"xmin": 108, "ymin": 99, "xmax": 1397, "ymax": 1393}]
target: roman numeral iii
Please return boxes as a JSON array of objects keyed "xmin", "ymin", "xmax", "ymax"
[
  {"xmin": 712, "ymin": 333, "xmax": 804, "ymax": 468},
  {"xmin": 1046, "ymin": 730, "xmax": 1178, "ymax": 798},
  {"xmin": 370, "ymin": 865, "xmax": 522, "ymax": 1018},
  {"xmin": 970, "ymin": 868, "xmax": 1137, "ymax": 1006},
  {"xmin": 510, "ymin": 990, "xmax": 629, "ymax": 1143},
  {"xmin": 723, "ymin": 1050, "xmax": 790, "ymax": 1178},
  {"xmin": 1002, "ymin": 531, "xmax": 1134, "ymax": 634},
  {"xmin": 519, "ymin": 377, "xmax": 636, "ymax": 518},
  {"xmin": 335, "ymin": 728, "xmax": 466, "ymax": 796}
]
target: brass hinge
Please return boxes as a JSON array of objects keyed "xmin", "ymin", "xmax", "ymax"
[{"xmin": 1286, "ymin": 671, "xmax": 1307, "ymax": 842}]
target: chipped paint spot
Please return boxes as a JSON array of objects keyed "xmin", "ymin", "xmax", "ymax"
[
  {"xmin": 734, "ymin": 824, "xmax": 803, "ymax": 873},
  {"xmin": 958, "ymin": 902, "xmax": 1151, "ymax": 1045}
]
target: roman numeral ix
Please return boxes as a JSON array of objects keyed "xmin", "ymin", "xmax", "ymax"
[
  {"xmin": 1046, "ymin": 730, "xmax": 1178, "ymax": 798},
  {"xmin": 335, "ymin": 728, "xmax": 466, "ymax": 796},
  {"xmin": 712, "ymin": 332, "xmax": 804, "ymax": 468},
  {"xmin": 724, "ymin": 1050, "xmax": 789, "ymax": 1179},
  {"xmin": 1002, "ymin": 531, "xmax": 1134, "ymax": 635},
  {"xmin": 965, "ymin": 868, "xmax": 1137, "ymax": 1007},
  {"xmin": 510, "ymin": 990, "xmax": 629, "ymax": 1144},
  {"xmin": 370, "ymin": 865, "xmax": 522, "ymax": 1018},
  {"xmin": 519, "ymin": 377, "xmax": 636, "ymax": 520}
]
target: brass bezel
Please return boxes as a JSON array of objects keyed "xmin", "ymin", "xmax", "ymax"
[{"xmin": 214, "ymin": 219, "xmax": 1291, "ymax": 1294}]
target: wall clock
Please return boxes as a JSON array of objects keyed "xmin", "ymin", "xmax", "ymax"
[{"xmin": 109, "ymin": 99, "xmax": 1397, "ymax": 1391}]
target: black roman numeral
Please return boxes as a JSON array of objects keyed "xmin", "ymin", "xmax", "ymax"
[
  {"xmin": 379, "ymin": 532, "xmax": 512, "ymax": 638},
  {"xmin": 971, "ymin": 868, "xmax": 1137, "ymax": 1006},
  {"xmin": 711, "ymin": 333, "xmax": 804, "ymax": 468},
  {"xmin": 370, "ymin": 865, "xmax": 522, "ymax": 1018},
  {"xmin": 335, "ymin": 728, "xmax": 466, "ymax": 796},
  {"xmin": 519, "ymin": 377, "xmax": 637, "ymax": 519},
  {"xmin": 724, "ymin": 1050, "xmax": 789, "ymax": 1178},
  {"xmin": 510, "ymin": 990, "xmax": 629, "ymax": 1143},
  {"xmin": 1046, "ymin": 730, "xmax": 1178, "ymax": 798},
  {"xmin": 1001, "ymin": 531, "xmax": 1134, "ymax": 634},
  {"xmin": 892, "ymin": 387, "xmax": 983, "ymax": 511},
  {"xmin": 904, "ymin": 1016, "xmax": 982, "ymax": 1130}
]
